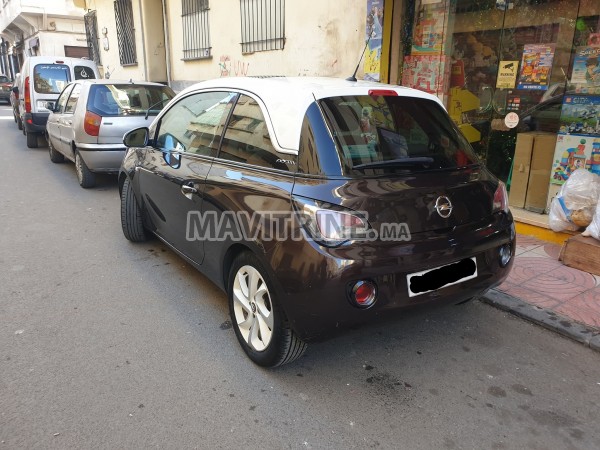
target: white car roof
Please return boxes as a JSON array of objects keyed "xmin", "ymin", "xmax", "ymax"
[{"xmin": 176, "ymin": 77, "xmax": 444, "ymax": 153}]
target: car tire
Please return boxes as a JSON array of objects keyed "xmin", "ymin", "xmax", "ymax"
[
  {"xmin": 75, "ymin": 151, "xmax": 96, "ymax": 188},
  {"xmin": 228, "ymin": 252, "xmax": 307, "ymax": 367},
  {"xmin": 120, "ymin": 177, "xmax": 147, "ymax": 242},
  {"xmin": 26, "ymin": 131, "xmax": 38, "ymax": 148},
  {"xmin": 48, "ymin": 137, "xmax": 64, "ymax": 163},
  {"xmin": 17, "ymin": 117, "xmax": 22, "ymax": 130}
]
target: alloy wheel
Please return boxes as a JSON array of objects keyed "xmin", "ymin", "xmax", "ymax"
[{"xmin": 232, "ymin": 265, "xmax": 274, "ymax": 352}]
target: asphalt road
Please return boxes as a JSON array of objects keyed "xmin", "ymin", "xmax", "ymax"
[{"xmin": 1, "ymin": 103, "xmax": 599, "ymax": 450}]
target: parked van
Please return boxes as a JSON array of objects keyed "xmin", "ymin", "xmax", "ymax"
[{"xmin": 16, "ymin": 56, "xmax": 100, "ymax": 148}]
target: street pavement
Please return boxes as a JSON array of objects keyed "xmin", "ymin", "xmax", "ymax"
[{"xmin": 1, "ymin": 104, "xmax": 600, "ymax": 449}]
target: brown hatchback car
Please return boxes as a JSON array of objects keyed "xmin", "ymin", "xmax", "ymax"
[{"xmin": 119, "ymin": 77, "xmax": 515, "ymax": 367}]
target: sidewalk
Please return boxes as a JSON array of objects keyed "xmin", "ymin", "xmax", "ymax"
[{"xmin": 482, "ymin": 234, "xmax": 600, "ymax": 351}]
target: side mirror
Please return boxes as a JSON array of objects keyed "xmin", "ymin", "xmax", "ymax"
[
  {"xmin": 11, "ymin": 86, "xmax": 18, "ymax": 94},
  {"xmin": 45, "ymin": 101, "xmax": 55, "ymax": 111},
  {"xmin": 123, "ymin": 127, "xmax": 149, "ymax": 147}
]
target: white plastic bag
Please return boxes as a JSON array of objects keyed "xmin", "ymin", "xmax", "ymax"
[
  {"xmin": 583, "ymin": 193, "xmax": 600, "ymax": 240},
  {"xmin": 548, "ymin": 169, "xmax": 600, "ymax": 232}
]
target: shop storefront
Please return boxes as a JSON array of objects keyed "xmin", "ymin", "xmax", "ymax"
[{"xmin": 377, "ymin": 0, "xmax": 600, "ymax": 219}]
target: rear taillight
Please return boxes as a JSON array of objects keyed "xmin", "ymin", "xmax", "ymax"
[
  {"xmin": 493, "ymin": 181, "xmax": 509, "ymax": 213},
  {"xmin": 293, "ymin": 196, "xmax": 371, "ymax": 246},
  {"xmin": 24, "ymin": 76, "xmax": 31, "ymax": 113},
  {"xmin": 84, "ymin": 110, "xmax": 102, "ymax": 136}
]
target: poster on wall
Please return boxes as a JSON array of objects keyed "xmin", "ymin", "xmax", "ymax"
[
  {"xmin": 569, "ymin": 46, "xmax": 600, "ymax": 94},
  {"xmin": 411, "ymin": 0, "xmax": 451, "ymax": 56},
  {"xmin": 496, "ymin": 60, "xmax": 519, "ymax": 89},
  {"xmin": 558, "ymin": 95, "xmax": 600, "ymax": 136},
  {"xmin": 401, "ymin": 55, "xmax": 451, "ymax": 100},
  {"xmin": 517, "ymin": 44, "xmax": 555, "ymax": 91},
  {"xmin": 550, "ymin": 135, "xmax": 600, "ymax": 185},
  {"xmin": 363, "ymin": 0, "xmax": 384, "ymax": 82}
]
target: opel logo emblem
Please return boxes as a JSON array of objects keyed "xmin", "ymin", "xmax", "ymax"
[{"xmin": 435, "ymin": 196, "xmax": 453, "ymax": 218}]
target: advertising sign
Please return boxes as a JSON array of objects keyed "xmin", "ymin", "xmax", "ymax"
[
  {"xmin": 517, "ymin": 44, "xmax": 555, "ymax": 91},
  {"xmin": 402, "ymin": 55, "xmax": 451, "ymax": 100},
  {"xmin": 569, "ymin": 46, "xmax": 600, "ymax": 94},
  {"xmin": 364, "ymin": 0, "xmax": 384, "ymax": 82}
]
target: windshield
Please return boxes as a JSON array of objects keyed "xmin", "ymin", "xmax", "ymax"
[
  {"xmin": 319, "ymin": 95, "xmax": 479, "ymax": 176},
  {"xmin": 33, "ymin": 64, "xmax": 70, "ymax": 94},
  {"xmin": 87, "ymin": 84, "xmax": 175, "ymax": 116}
]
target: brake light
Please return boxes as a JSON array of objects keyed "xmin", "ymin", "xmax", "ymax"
[
  {"xmin": 84, "ymin": 110, "xmax": 102, "ymax": 136},
  {"xmin": 493, "ymin": 181, "xmax": 509, "ymax": 213},
  {"xmin": 316, "ymin": 210, "xmax": 368, "ymax": 240},
  {"xmin": 24, "ymin": 76, "xmax": 31, "ymax": 113},
  {"xmin": 368, "ymin": 89, "xmax": 398, "ymax": 97},
  {"xmin": 293, "ymin": 196, "xmax": 371, "ymax": 246}
]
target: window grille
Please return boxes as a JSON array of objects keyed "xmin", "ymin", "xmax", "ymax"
[
  {"xmin": 84, "ymin": 10, "xmax": 101, "ymax": 66},
  {"xmin": 239, "ymin": 0, "xmax": 285, "ymax": 53},
  {"xmin": 114, "ymin": 0, "xmax": 137, "ymax": 65},
  {"xmin": 182, "ymin": 0, "xmax": 211, "ymax": 60}
]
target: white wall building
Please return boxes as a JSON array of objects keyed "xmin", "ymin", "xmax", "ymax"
[
  {"xmin": 82, "ymin": 0, "xmax": 367, "ymax": 90},
  {"xmin": 0, "ymin": 0, "xmax": 89, "ymax": 78}
]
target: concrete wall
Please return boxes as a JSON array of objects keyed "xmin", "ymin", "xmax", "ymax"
[{"xmin": 165, "ymin": 0, "xmax": 367, "ymax": 91}]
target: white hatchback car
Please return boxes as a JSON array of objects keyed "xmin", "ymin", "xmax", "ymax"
[{"xmin": 46, "ymin": 79, "xmax": 175, "ymax": 187}]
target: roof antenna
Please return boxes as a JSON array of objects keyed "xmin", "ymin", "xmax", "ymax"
[{"xmin": 347, "ymin": 24, "xmax": 373, "ymax": 82}]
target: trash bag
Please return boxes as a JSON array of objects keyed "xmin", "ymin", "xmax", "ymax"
[
  {"xmin": 548, "ymin": 169, "xmax": 600, "ymax": 232},
  {"xmin": 583, "ymin": 193, "xmax": 600, "ymax": 241}
]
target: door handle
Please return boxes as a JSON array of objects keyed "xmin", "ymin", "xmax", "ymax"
[
  {"xmin": 181, "ymin": 183, "xmax": 197, "ymax": 199},
  {"xmin": 65, "ymin": 121, "xmax": 72, "ymax": 126}
]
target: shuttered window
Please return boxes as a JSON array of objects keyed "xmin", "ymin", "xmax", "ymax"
[
  {"xmin": 84, "ymin": 10, "xmax": 100, "ymax": 65},
  {"xmin": 239, "ymin": 0, "xmax": 285, "ymax": 53},
  {"xmin": 114, "ymin": 0, "xmax": 137, "ymax": 65},
  {"xmin": 182, "ymin": 0, "xmax": 211, "ymax": 60}
]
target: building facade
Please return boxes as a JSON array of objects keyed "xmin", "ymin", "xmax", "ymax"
[
  {"xmin": 4, "ymin": 0, "xmax": 600, "ymax": 218},
  {"xmin": 0, "ymin": 0, "xmax": 90, "ymax": 78}
]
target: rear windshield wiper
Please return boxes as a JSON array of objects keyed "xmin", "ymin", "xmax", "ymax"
[{"xmin": 353, "ymin": 157, "xmax": 434, "ymax": 170}]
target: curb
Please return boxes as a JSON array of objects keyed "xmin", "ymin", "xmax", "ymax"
[{"xmin": 481, "ymin": 289, "xmax": 600, "ymax": 352}]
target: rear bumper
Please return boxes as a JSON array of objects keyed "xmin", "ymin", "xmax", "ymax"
[
  {"xmin": 268, "ymin": 213, "xmax": 516, "ymax": 342},
  {"xmin": 77, "ymin": 147, "xmax": 126, "ymax": 173},
  {"xmin": 23, "ymin": 112, "xmax": 48, "ymax": 133}
]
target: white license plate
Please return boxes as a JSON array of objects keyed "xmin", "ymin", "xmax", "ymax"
[{"xmin": 407, "ymin": 257, "xmax": 477, "ymax": 297}]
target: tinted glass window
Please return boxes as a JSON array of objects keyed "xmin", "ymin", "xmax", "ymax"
[
  {"xmin": 87, "ymin": 84, "xmax": 175, "ymax": 116},
  {"xmin": 219, "ymin": 95, "xmax": 293, "ymax": 171},
  {"xmin": 64, "ymin": 84, "xmax": 82, "ymax": 114},
  {"xmin": 319, "ymin": 95, "xmax": 479, "ymax": 176},
  {"xmin": 55, "ymin": 85, "xmax": 74, "ymax": 113},
  {"xmin": 74, "ymin": 66, "xmax": 95, "ymax": 80},
  {"xmin": 156, "ymin": 91, "xmax": 236, "ymax": 157},
  {"xmin": 0, "ymin": 76, "xmax": 10, "ymax": 83},
  {"xmin": 33, "ymin": 64, "xmax": 70, "ymax": 94}
]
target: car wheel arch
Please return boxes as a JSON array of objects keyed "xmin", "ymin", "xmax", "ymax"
[{"xmin": 221, "ymin": 242, "xmax": 287, "ymax": 304}]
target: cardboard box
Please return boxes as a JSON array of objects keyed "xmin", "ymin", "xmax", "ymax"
[
  {"xmin": 508, "ymin": 133, "xmax": 535, "ymax": 208},
  {"xmin": 559, "ymin": 234, "xmax": 600, "ymax": 276},
  {"xmin": 524, "ymin": 134, "xmax": 558, "ymax": 213}
]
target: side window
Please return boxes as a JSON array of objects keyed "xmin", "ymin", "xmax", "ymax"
[
  {"xmin": 219, "ymin": 95, "xmax": 293, "ymax": 171},
  {"xmin": 64, "ymin": 84, "xmax": 82, "ymax": 114},
  {"xmin": 156, "ymin": 91, "xmax": 236, "ymax": 157},
  {"xmin": 55, "ymin": 85, "xmax": 74, "ymax": 114},
  {"xmin": 74, "ymin": 66, "xmax": 96, "ymax": 80}
]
